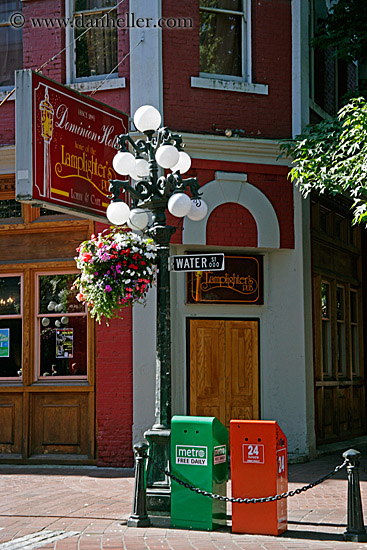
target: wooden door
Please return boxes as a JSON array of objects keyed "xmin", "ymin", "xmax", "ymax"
[{"xmin": 189, "ymin": 319, "xmax": 259, "ymax": 431}]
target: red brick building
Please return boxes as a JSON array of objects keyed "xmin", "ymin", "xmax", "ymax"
[{"xmin": 0, "ymin": 0, "xmax": 365, "ymax": 466}]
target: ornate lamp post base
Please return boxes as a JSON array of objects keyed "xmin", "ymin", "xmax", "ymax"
[{"xmin": 145, "ymin": 427, "xmax": 171, "ymax": 525}]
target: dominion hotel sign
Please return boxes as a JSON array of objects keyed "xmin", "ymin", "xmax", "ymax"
[{"xmin": 15, "ymin": 70, "xmax": 129, "ymax": 222}]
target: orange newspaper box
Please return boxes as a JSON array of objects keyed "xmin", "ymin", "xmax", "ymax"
[{"xmin": 230, "ymin": 420, "xmax": 287, "ymax": 536}]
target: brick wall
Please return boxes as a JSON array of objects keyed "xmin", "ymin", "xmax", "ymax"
[
  {"xmin": 95, "ymin": 222, "xmax": 134, "ymax": 467},
  {"xmin": 162, "ymin": 0, "xmax": 292, "ymax": 139},
  {"xmin": 169, "ymin": 159, "xmax": 294, "ymax": 248},
  {"xmin": 0, "ymin": 0, "xmax": 130, "ymax": 146},
  {"xmin": 207, "ymin": 203, "xmax": 258, "ymax": 247}
]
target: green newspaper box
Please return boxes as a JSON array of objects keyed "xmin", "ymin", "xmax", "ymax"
[{"xmin": 171, "ymin": 415, "xmax": 228, "ymax": 530}]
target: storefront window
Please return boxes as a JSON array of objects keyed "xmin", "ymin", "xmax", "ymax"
[
  {"xmin": 37, "ymin": 273, "xmax": 87, "ymax": 378},
  {"xmin": 0, "ymin": 275, "xmax": 22, "ymax": 378}
]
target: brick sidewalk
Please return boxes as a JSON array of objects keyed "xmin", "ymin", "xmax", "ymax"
[{"xmin": 0, "ymin": 446, "xmax": 366, "ymax": 549}]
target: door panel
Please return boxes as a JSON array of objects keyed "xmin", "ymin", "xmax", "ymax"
[
  {"xmin": 30, "ymin": 392, "xmax": 90, "ymax": 457},
  {"xmin": 190, "ymin": 319, "xmax": 259, "ymax": 431},
  {"xmin": 0, "ymin": 393, "xmax": 23, "ymax": 456},
  {"xmin": 190, "ymin": 320, "xmax": 226, "ymax": 423},
  {"xmin": 226, "ymin": 321, "xmax": 259, "ymax": 425}
]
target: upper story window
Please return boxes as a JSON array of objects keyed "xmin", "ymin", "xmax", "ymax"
[
  {"xmin": 309, "ymin": 0, "xmax": 357, "ymax": 118},
  {"xmin": 199, "ymin": 0, "xmax": 249, "ymax": 81},
  {"xmin": 0, "ymin": 1, "xmax": 23, "ymax": 88},
  {"xmin": 68, "ymin": 0, "xmax": 118, "ymax": 81}
]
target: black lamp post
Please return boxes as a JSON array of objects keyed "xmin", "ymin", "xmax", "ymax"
[{"xmin": 107, "ymin": 105, "xmax": 208, "ymax": 517}]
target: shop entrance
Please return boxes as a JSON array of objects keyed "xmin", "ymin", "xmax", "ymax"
[{"xmin": 189, "ymin": 319, "xmax": 259, "ymax": 432}]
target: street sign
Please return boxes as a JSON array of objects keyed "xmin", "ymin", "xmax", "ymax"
[{"xmin": 169, "ymin": 253, "xmax": 224, "ymax": 272}]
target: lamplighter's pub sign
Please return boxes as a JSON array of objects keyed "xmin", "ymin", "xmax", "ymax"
[
  {"xmin": 187, "ymin": 255, "xmax": 263, "ymax": 304},
  {"xmin": 15, "ymin": 70, "xmax": 129, "ymax": 221}
]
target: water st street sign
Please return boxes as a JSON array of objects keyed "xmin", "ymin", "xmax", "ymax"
[{"xmin": 169, "ymin": 253, "xmax": 225, "ymax": 272}]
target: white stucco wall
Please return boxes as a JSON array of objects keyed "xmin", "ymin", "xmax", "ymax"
[{"xmin": 169, "ymin": 176, "xmax": 314, "ymax": 461}]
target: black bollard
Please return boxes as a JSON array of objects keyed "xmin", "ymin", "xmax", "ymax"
[
  {"xmin": 343, "ymin": 449, "xmax": 367, "ymax": 542},
  {"xmin": 127, "ymin": 440, "xmax": 150, "ymax": 527}
]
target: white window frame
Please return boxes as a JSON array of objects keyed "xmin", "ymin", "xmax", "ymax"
[
  {"xmin": 199, "ymin": 0, "xmax": 250, "ymax": 82},
  {"xmin": 192, "ymin": 0, "xmax": 268, "ymax": 95},
  {"xmin": 65, "ymin": 0, "xmax": 125, "ymax": 91}
]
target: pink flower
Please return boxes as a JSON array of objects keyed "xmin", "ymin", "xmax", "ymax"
[
  {"xmin": 82, "ymin": 252, "xmax": 92, "ymax": 262},
  {"xmin": 76, "ymin": 292, "xmax": 85, "ymax": 302}
]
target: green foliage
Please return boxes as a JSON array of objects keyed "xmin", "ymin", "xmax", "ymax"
[
  {"xmin": 312, "ymin": 0, "xmax": 367, "ymax": 65},
  {"xmin": 280, "ymin": 97, "xmax": 367, "ymax": 224}
]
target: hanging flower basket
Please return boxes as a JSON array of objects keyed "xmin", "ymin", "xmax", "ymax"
[{"xmin": 74, "ymin": 228, "xmax": 157, "ymax": 324}]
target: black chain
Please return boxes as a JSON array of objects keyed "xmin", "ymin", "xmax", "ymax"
[{"xmin": 147, "ymin": 455, "xmax": 347, "ymax": 504}]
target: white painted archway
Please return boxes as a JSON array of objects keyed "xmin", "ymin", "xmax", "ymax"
[{"xmin": 183, "ymin": 172, "xmax": 280, "ymax": 248}]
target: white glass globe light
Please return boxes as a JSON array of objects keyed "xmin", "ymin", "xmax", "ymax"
[
  {"xmin": 187, "ymin": 198, "xmax": 208, "ymax": 221},
  {"xmin": 127, "ymin": 208, "xmax": 149, "ymax": 231},
  {"xmin": 129, "ymin": 168, "xmax": 140, "ymax": 181},
  {"xmin": 156, "ymin": 145, "xmax": 180, "ymax": 169},
  {"xmin": 41, "ymin": 317, "xmax": 50, "ymax": 327},
  {"xmin": 134, "ymin": 105, "xmax": 161, "ymax": 132},
  {"xmin": 106, "ymin": 201, "xmax": 131, "ymax": 226},
  {"xmin": 168, "ymin": 193, "xmax": 191, "ymax": 217},
  {"xmin": 113, "ymin": 151, "xmax": 136, "ymax": 175},
  {"xmin": 47, "ymin": 301, "xmax": 57, "ymax": 311},
  {"xmin": 61, "ymin": 316, "xmax": 69, "ymax": 325},
  {"xmin": 171, "ymin": 151, "xmax": 191, "ymax": 174},
  {"xmin": 135, "ymin": 158, "xmax": 149, "ymax": 177}
]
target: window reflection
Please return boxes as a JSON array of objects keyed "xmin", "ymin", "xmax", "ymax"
[
  {"xmin": 38, "ymin": 274, "xmax": 87, "ymax": 378},
  {"xmin": 0, "ymin": 275, "xmax": 22, "ymax": 378}
]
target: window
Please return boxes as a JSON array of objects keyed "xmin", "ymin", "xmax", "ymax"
[
  {"xmin": 37, "ymin": 273, "xmax": 88, "ymax": 379},
  {"xmin": 0, "ymin": 199, "xmax": 22, "ymax": 220},
  {"xmin": 336, "ymin": 285, "xmax": 346, "ymax": 375},
  {"xmin": 199, "ymin": 0, "xmax": 249, "ymax": 80},
  {"xmin": 70, "ymin": 0, "xmax": 118, "ymax": 81},
  {"xmin": 0, "ymin": 1, "xmax": 23, "ymax": 88},
  {"xmin": 321, "ymin": 281, "xmax": 332, "ymax": 376},
  {"xmin": 309, "ymin": 0, "xmax": 357, "ymax": 117},
  {"xmin": 350, "ymin": 289, "xmax": 359, "ymax": 376},
  {"xmin": 318, "ymin": 279, "xmax": 362, "ymax": 380},
  {"xmin": 0, "ymin": 275, "xmax": 22, "ymax": 378}
]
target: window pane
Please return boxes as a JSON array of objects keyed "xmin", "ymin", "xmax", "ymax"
[
  {"xmin": 200, "ymin": 0, "xmax": 243, "ymax": 10},
  {"xmin": 0, "ymin": 26, "xmax": 23, "ymax": 87},
  {"xmin": 0, "ymin": 1, "xmax": 22, "ymax": 22},
  {"xmin": 200, "ymin": 11, "xmax": 242, "ymax": 76},
  {"xmin": 40, "ymin": 316, "xmax": 87, "ymax": 377},
  {"xmin": 0, "ymin": 276, "xmax": 21, "ymax": 315},
  {"xmin": 75, "ymin": 20, "xmax": 118, "ymax": 78},
  {"xmin": 322, "ymin": 321, "xmax": 331, "ymax": 376},
  {"xmin": 336, "ymin": 286, "xmax": 344, "ymax": 321},
  {"xmin": 0, "ymin": 319, "xmax": 22, "ymax": 377},
  {"xmin": 337, "ymin": 323, "xmax": 346, "ymax": 375},
  {"xmin": 321, "ymin": 282, "xmax": 329, "ymax": 318},
  {"xmin": 350, "ymin": 290, "xmax": 357, "ymax": 323},
  {"xmin": 351, "ymin": 325, "xmax": 359, "ymax": 376},
  {"xmin": 0, "ymin": 199, "xmax": 22, "ymax": 219},
  {"xmin": 39, "ymin": 275, "xmax": 84, "ymax": 315},
  {"xmin": 74, "ymin": 0, "xmax": 116, "ymax": 11}
]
